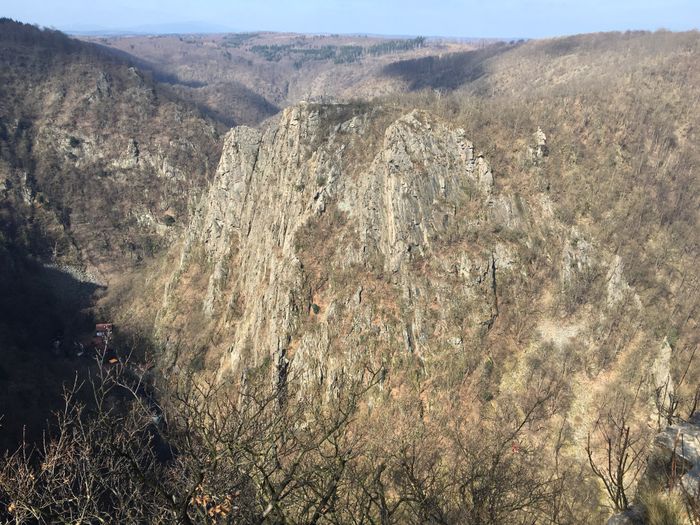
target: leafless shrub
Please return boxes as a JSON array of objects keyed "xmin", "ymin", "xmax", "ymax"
[{"xmin": 586, "ymin": 390, "xmax": 652, "ymax": 512}]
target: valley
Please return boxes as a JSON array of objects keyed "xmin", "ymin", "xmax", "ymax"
[
  {"xmin": 0, "ymin": 16, "xmax": 698, "ymax": 524},
  {"xmin": 85, "ymin": 32, "xmax": 485, "ymax": 126}
]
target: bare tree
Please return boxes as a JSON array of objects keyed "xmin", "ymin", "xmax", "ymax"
[
  {"xmin": 0, "ymin": 347, "xmax": 598, "ymax": 524},
  {"xmin": 586, "ymin": 393, "xmax": 650, "ymax": 512},
  {"xmin": 0, "ymin": 355, "xmax": 385, "ymax": 524}
]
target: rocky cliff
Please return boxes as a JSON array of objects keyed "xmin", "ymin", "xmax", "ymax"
[
  {"xmin": 153, "ymin": 101, "xmax": 678, "ymax": 408},
  {"xmin": 141, "ymin": 99, "xmax": 699, "ymax": 523},
  {"xmin": 157, "ymin": 103, "xmax": 506, "ymax": 382}
]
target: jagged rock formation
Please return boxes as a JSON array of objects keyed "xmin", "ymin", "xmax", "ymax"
[
  {"xmin": 154, "ymin": 98, "xmax": 694, "ymax": 414},
  {"xmin": 147, "ymin": 101, "xmax": 660, "ymax": 464},
  {"xmin": 146, "ymin": 100, "xmax": 697, "ymax": 525},
  {"xmin": 157, "ymin": 103, "xmax": 510, "ymax": 382}
]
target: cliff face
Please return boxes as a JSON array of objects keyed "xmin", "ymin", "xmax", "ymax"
[
  {"xmin": 153, "ymin": 101, "xmax": 602, "ymax": 407},
  {"xmin": 154, "ymin": 100, "xmax": 698, "ymax": 460},
  {"xmin": 157, "ymin": 103, "xmax": 507, "ymax": 381}
]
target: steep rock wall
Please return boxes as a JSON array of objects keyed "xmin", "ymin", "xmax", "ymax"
[
  {"xmin": 153, "ymin": 102, "xmax": 689, "ymax": 452},
  {"xmin": 157, "ymin": 103, "xmax": 508, "ymax": 383}
]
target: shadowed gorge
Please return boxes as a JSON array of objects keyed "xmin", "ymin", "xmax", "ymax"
[{"xmin": 380, "ymin": 43, "xmax": 515, "ymax": 91}]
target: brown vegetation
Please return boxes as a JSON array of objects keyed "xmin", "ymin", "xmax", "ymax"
[
  {"xmin": 87, "ymin": 32, "xmax": 478, "ymax": 126},
  {"xmin": 0, "ymin": 353, "xmax": 599, "ymax": 524},
  {"xmin": 2, "ymin": 22, "xmax": 700, "ymax": 524}
]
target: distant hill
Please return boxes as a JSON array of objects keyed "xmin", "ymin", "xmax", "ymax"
[
  {"xmin": 87, "ymin": 32, "xmax": 481, "ymax": 125},
  {"xmin": 66, "ymin": 21, "xmax": 237, "ymax": 36}
]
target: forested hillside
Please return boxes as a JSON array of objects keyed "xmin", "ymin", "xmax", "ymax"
[
  {"xmin": 89, "ymin": 32, "xmax": 480, "ymax": 126},
  {"xmin": 0, "ymin": 22, "xmax": 698, "ymax": 524},
  {"xmin": 0, "ymin": 18, "xmax": 222, "ymax": 450}
]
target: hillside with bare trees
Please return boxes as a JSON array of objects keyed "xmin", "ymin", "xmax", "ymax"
[{"xmin": 0, "ymin": 20, "xmax": 699, "ymax": 524}]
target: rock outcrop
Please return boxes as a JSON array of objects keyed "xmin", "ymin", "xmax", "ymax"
[
  {"xmin": 606, "ymin": 414, "xmax": 700, "ymax": 524},
  {"xmin": 157, "ymin": 103, "xmax": 508, "ymax": 382},
  {"xmin": 528, "ymin": 126, "xmax": 548, "ymax": 162},
  {"xmin": 151, "ymin": 107, "xmax": 696, "ymax": 525},
  {"xmin": 655, "ymin": 413, "xmax": 700, "ymax": 498}
]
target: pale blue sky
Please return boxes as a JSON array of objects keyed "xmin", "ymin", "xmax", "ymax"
[{"xmin": 4, "ymin": 0, "xmax": 699, "ymax": 38}]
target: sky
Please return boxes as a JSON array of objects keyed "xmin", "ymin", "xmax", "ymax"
[{"xmin": 3, "ymin": 0, "xmax": 699, "ymax": 38}]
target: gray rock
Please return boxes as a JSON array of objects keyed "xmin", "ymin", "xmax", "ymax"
[
  {"xmin": 654, "ymin": 414, "xmax": 700, "ymax": 497},
  {"xmin": 157, "ymin": 103, "xmax": 513, "ymax": 384},
  {"xmin": 528, "ymin": 126, "xmax": 548, "ymax": 161},
  {"xmin": 606, "ymin": 505, "xmax": 644, "ymax": 525}
]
